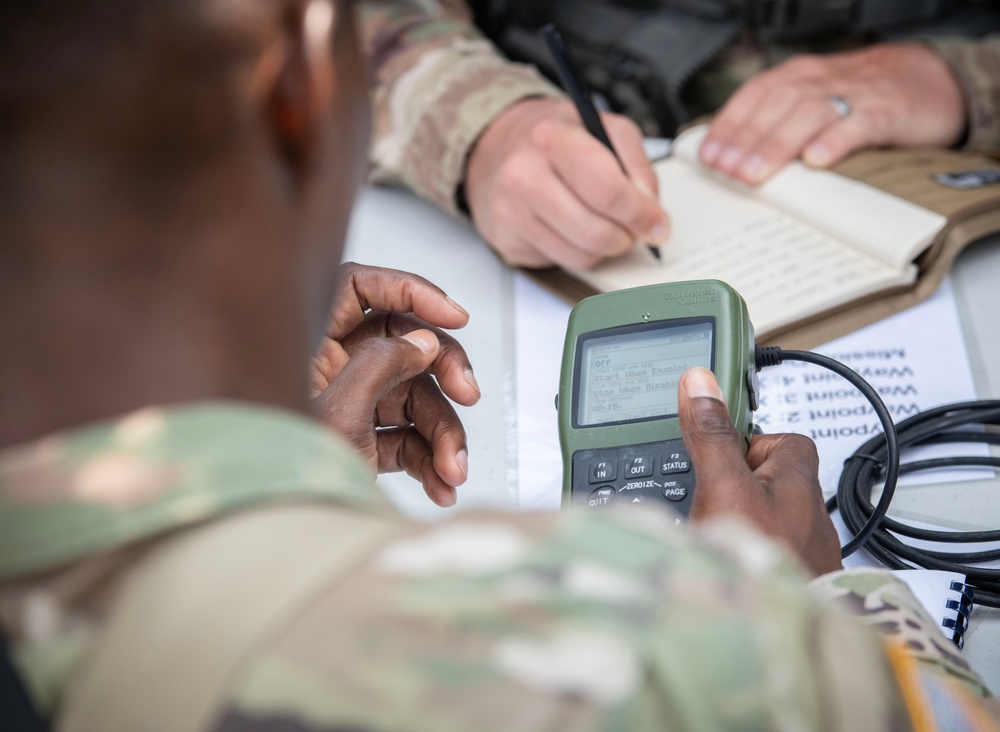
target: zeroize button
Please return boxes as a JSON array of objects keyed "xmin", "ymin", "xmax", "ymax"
[
  {"xmin": 588, "ymin": 486, "xmax": 618, "ymax": 508},
  {"xmin": 588, "ymin": 459, "xmax": 617, "ymax": 484},
  {"xmin": 624, "ymin": 455, "xmax": 653, "ymax": 478},
  {"xmin": 662, "ymin": 480, "xmax": 688, "ymax": 502}
]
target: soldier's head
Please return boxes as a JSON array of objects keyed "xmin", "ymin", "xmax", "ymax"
[{"xmin": 0, "ymin": 0, "xmax": 370, "ymax": 441}]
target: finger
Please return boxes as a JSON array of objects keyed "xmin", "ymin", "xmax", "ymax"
[
  {"xmin": 677, "ymin": 368, "xmax": 753, "ymax": 516},
  {"xmin": 734, "ymin": 95, "xmax": 843, "ymax": 184},
  {"xmin": 701, "ymin": 74, "xmax": 776, "ymax": 166},
  {"xmin": 748, "ymin": 433, "xmax": 821, "ymax": 488},
  {"xmin": 314, "ymin": 329, "xmax": 440, "ymax": 438},
  {"xmin": 375, "ymin": 427, "xmax": 458, "ymax": 507},
  {"xmin": 375, "ymin": 373, "xmax": 469, "ymax": 489},
  {"xmin": 310, "ymin": 337, "xmax": 349, "ymax": 395},
  {"xmin": 533, "ymin": 179, "xmax": 636, "ymax": 261},
  {"xmin": 547, "ymin": 125, "xmax": 670, "ymax": 245},
  {"xmin": 603, "ymin": 112, "xmax": 672, "ymax": 238},
  {"xmin": 341, "ymin": 313, "xmax": 481, "ymax": 407},
  {"xmin": 501, "ymin": 213, "xmax": 612, "ymax": 271},
  {"xmin": 475, "ymin": 149, "xmax": 635, "ymax": 265},
  {"xmin": 802, "ymin": 110, "xmax": 884, "ymax": 169},
  {"xmin": 328, "ymin": 262, "xmax": 470, "ymax": 341}
]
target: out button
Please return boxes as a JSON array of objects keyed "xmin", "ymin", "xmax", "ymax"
[{"xmin": 624, "ymin": 455, "xmax": 653, "ymax": 478}]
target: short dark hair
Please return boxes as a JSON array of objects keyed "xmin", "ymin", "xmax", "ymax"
[{"xmin": 0, "ymin": 0, "xmax": 272, "ymax": 173}]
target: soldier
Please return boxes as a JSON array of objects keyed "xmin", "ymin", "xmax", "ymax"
[
  {"xmin": 0, "ymin": 1, "xmax": 998, "ymax": 730},
  {"xmin": 360, "ymin": 0, "xmax": 1000, "ymax": 262}
]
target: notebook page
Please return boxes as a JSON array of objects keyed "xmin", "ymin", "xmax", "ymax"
[
  {"xmin": 572, "ymin": 161, "xmax": 916, "ymax": 336},
  {"xmin": 673, "ymin": 126, "xmax": 946, "ymax": 270}
]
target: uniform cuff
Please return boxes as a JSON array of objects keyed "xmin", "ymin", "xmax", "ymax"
[
  {"xmin": 370, "ymin": 43, "xmax": 563, "ymax": 217},
  {"xmin": 924, "ymin": 37, "xmax": 1000, "ymax": 154}
]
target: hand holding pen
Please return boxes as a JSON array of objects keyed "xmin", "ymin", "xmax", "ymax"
[{"xmin": 541, "ymin": 24, "xmax": 666, "ymax": 263}]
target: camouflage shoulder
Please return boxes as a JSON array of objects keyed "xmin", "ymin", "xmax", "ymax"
[
  {"xmin": 212, "ymin": 510, "xmax": 910, "ymax": 731},
  {"xmin": 810, "ymin": 567, "xmax": 990, "ymax": 697},
  {"xmin": 0, "ymin": 402, "xmax": 381, "ymax": 579}
]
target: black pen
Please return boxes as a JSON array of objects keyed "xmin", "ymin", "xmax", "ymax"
[{"xmin": 541, "ymin": 23, "xmax": 661, "ymax": 262}]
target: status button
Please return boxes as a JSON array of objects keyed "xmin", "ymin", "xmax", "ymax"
[{"xmin": 660, "ymin": 454, "xmax": 690, "ymax": 475}]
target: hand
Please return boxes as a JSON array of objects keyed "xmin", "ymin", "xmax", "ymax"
[
  {"xmin": 463, "ymin": 97, "xmax": 671, "ymax": 269},
  {"xmin": 699, "ymin": 42, "xmax": 967, "ymax": 185},
  {"xmin": 679, "ymin": 367, "xmax": 842, "ymax": 576},
  {"xmin": 311, "ymin": 263, "xmax": 481, "ymax": 507}
]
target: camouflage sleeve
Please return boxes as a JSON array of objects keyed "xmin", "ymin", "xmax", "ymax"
[
  {"xmin": 810, "ymin": 567, "xmax": 1000, "ymax": 724},
  {"xmin": 357, "ymin": 0, "xmax": 563, "ymax": 216},
  {"xmin": 924, "ymin": 35, "xmax": 1000, "ymax": 154},
  {"xmin": 212, "ymin": 511, "xmax": 999, "ymax": 731}
]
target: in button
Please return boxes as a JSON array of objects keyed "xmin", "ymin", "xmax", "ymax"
[{"xmin": 588, "ymin": 459, "xmax": 617, "ymax": 484}]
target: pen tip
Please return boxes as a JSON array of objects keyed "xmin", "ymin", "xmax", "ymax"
[{"xmin": 648, "ymin": 244, "xmax": 661, "ymax": 261}]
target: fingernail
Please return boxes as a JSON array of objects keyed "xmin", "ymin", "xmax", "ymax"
[
  {"xmin": 402, "ymin": 330, "xmax": 437, "ymax": 354},
  {"xmin": 803, "ymin": 143, "xmax": 831, "ymax": 167},
  {"xmin": 647, "ymin": 218, "xmax": 670, "ymax": 244},
  {"xmin": 739, "ymin": 154, "xmax": 769, "ymax": 183},
  {"xmin": 718, "ymin": 146, "xmax": 743, "ymax": 171},
  {"xmin": 464, "ymin": 368, "xmax": 480, "ymax": 394},
  {"xmin": 437, "ymin": 486, "xmax": 457, "ymax": 507},
  {"xmin": 446, "ymin": 296, "xmax": 469, "ymax": 318},
  {"xmin": 701, "ymin": 139, "xmax": 721, "ymax": 164},
  {"xmin": 454, "ymin": 448, "xmax": 468, "ymax": 482},
  {"xmin": 683, "ymin": 367, "xmax": 726, "ymax": 402}
]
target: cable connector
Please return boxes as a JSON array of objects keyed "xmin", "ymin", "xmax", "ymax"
[{"xmin": 754, "ymin": 345, "xmax": 782, "ymax": 370}]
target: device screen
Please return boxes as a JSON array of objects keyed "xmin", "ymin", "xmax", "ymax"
[{"xmin": 575, "ymin": 318, "xmax": 715, "ymax": 427}]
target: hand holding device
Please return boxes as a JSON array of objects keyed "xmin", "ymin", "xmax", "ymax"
[
  {"xmin": 557, "ymin": 280, "xmax": 758, "ymax": 516},
  {"xmin": 680, "ymin": 368, "xmax": 843, "ymax": 577},
  {"xmin": 312, "ymin": 263, "xmax": 480, "ymax": 507}
]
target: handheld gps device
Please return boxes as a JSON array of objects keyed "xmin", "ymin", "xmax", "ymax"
[{"xmin": 557, "ymin": 280, "xmax": 759, "ymax": 516}]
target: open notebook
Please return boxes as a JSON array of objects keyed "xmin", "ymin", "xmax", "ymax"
[{"xmin": 529, "ymin": 124, "xmax": 1000, "ymax": 349}]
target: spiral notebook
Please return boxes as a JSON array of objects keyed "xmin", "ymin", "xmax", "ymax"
[{"xmin": 893, "ymin": 570, "xmax": 974, "ymax": 649}]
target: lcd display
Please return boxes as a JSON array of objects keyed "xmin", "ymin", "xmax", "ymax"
[{"xmin": 576, "ymin": 319, "xmax": 714, "ymax": 427}]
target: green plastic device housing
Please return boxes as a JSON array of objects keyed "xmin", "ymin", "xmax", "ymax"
[{"xmin": 557, "ymin": 280, "xmax": 758, "ymax": 513}]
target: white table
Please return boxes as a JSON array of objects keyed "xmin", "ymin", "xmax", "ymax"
[{"xmin": 345, "ymin": 184, "xmax": 1000, "ymax": 693}]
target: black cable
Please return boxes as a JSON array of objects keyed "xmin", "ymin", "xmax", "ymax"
[
  {"xmin": 756, "ymin": 346, "xmax": 901, "ymax": 558},
  {"xmin": 836, "ymin": 402, "xmax": 1000, "ymax": 609},
  {"xmin": 756, "ymin": 345, "xmax": 1000, "ymax": 609}
]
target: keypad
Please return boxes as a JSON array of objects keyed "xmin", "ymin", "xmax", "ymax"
[{"xmin": 571, "ymin": 439, "xmax": 696, "ymax": 517}]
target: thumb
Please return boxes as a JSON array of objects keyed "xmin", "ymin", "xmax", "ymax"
[
  {"xmin": 678, "ymin": 368, "xmax": 750, "ymax": 513},
  {"xmin": 315, "ymin": 329, "xmax": 440, "ymax": 431}
]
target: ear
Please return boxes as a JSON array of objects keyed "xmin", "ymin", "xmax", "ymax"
[{"xmin": 264, "ymin": 0, "xmax": 337, "ymax": 184}]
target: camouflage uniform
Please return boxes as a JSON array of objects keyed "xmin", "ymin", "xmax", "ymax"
[
  {"xmin": 1, "ymin": 403, "xmax": 998, "ymax": 730},
  {"xmin": 360, "ymin": 0, "xmax": 1000, "ymax": 216}
]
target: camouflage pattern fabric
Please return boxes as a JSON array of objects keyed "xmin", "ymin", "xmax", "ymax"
[
  {"xmin": 929, "ymin": 35, "xmax": 1000, "ymax": 155},
  {"xmin": 1, "ymin": 404, "xmax": 998, "ymax": 730},
  {"xmin": 359, "ymin": 2, "xmax": 1000, "ymax": 215},
  {"xmin": 359, "ymin": 0, "xmax": 562, "ymax": 216}
]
